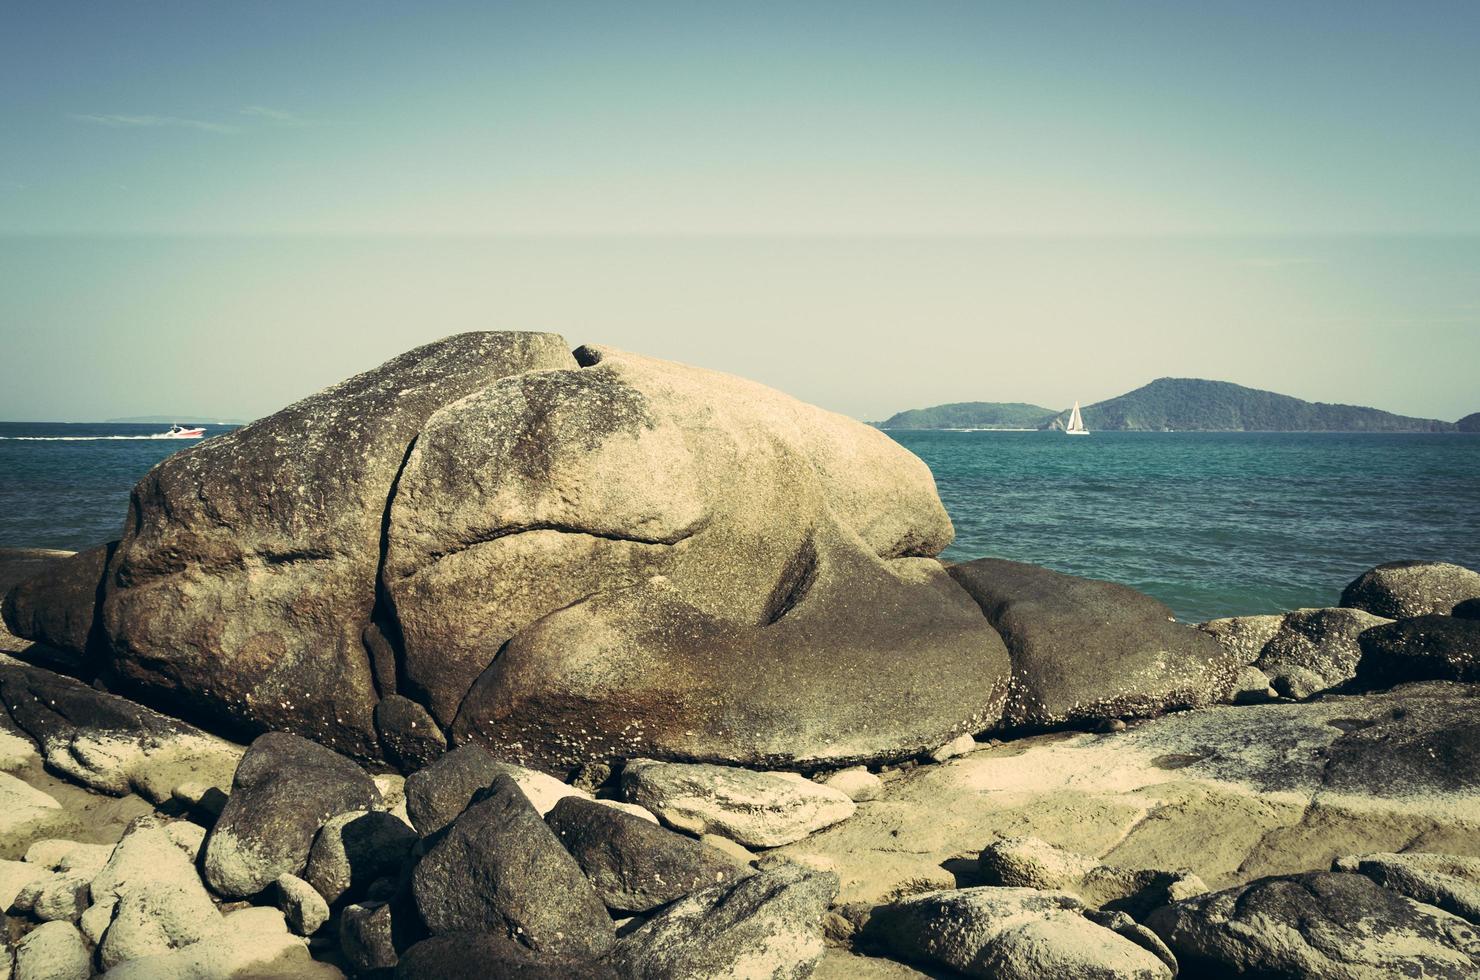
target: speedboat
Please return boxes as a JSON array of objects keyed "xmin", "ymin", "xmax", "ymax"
[{"xmin": 162, "ymin": 424, "xmax": 206, "ymax": 439}]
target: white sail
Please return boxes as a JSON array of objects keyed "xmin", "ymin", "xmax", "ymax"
[{"xmin": 1065, "ymin": 400, "xmax": 1088, "ymax": 435}]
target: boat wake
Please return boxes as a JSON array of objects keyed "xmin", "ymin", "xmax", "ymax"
[{"xmin": 0, "ymin": 434, "xmax": 201, "ymax": 441}]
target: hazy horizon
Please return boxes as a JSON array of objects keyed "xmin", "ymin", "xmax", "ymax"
[{"xmin": 3, "ymin": 3, "xmax": 1478, "ymax": 422}]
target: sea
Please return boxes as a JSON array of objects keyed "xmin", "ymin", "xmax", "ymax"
[{"xmin": 2, "ymin": 422, "xmax": 1478, "ymax": 624}]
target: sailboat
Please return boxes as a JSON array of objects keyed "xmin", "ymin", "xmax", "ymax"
[{"xmin": 1064, "ymin": 401, "xmax": 1089, "ymax": 436}]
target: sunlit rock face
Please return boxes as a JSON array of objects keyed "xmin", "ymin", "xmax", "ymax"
[{"xmin": 12, "ymin": 333, "xmax": 1011, "ymax": 771}]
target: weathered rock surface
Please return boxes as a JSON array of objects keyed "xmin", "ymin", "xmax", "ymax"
[
  {"xmin": 0, "ymin": 542, "xmax": 113, "ymax": 669},
  {"xmin": 622, "ymin": 759, "xmax": 856, "ymax": 848},
  {"xmin": 613, "ymin": 863, "xmax": 836, "ymax": 980},
  {"xmin": 948, "ymin": 558, "xmax": 1238, "ymax": 727},
  {"xmin": 91, "ymin": 817, "xmax": 222, "ymax": 969},
  {"xmin": 1195, "ymin": 613, "xmax": 1283, "ymax": 667},
  {"xmin": 864, "ymin": 886, "xmax": 1173, "ymax": 979},
  {"xmin": 1146, "ymin": 870, "xmax": 1480, "ymax": 978},
  {"xmin": 1341, "ymin": 560, "xmax": 1480, "ymax": 619},
  {"xmin": 978, "ymin": 836, "xmax": 1206, "ymax": 917},
  {"xmin": 1253, "ymin": 606, "xmax": 1392, "ymax": 697},
  {"xmin": 14, "ymin": 920, "xmax": 91, "ymax": 980},
  {"xmin": 203, "ymin": 732, "xmax": 380, "ymax": 898},
  {"xmin": 0, "ymin": 661, "xmax": 241, "ymax": 801},
  {"xmin": 1334, "ymin": 851, "xmax": 1480, "ymax": 924},
  {"xmin": 340, "ymin": 899, "xmax": 415, "ymax": 974},
  {"xmin": 395, "ymin": 933, "xmax": 622, "ymax": 980},
  {"xmin": 374, "ymin": 695, "xmax": 446, "ymax": 772},
  {"xmin": 411, "ymin": 774, "xmax": 613, "ymax": 957},
  {"xmin": 305, "ymin": 809, "xmax": 417, "ymax": 905},
  {"xmin": 821, "ymin": 767, "xmax": 885, "ymax": 802},
  {"xmin": 101, "ymin": 905, "xmax": 342, "ymax": 979},
  {"xmin": 545, "ymin": 796, "xmax": 747, "ymax": 914},
  {"xmin": 403, "ymin": 742, "xmax": 590, "ymax": 836},
  {"xmin": 99, "ymin": 332, "xmax": 578, "ymax": 759},
  {"xmin": 1358, "ymin": 615, "xmax": 1480, "ymax": 683},
  {"xmin": 276, "ymin": 872, "xmax": 329, "ymax": 935}
]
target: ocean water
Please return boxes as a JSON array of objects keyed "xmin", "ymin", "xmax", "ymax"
[{"xmin": 3, "ymin": 422, "xmax": 1478, "ymax": 623}]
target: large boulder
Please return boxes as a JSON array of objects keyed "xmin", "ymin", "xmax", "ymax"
[
  {"xmin": 948, "ymin": 558, "xmax": 1238, "ymax": 727},
  {"xmin": 101, "ymin": 332, "xmax": 578, "ymax": 758},
  {"xmin": 1341, "ymin": 560, "xmax": 1480, "ymax": 619},
  {"xmin": 5, "ymin": 334, "xmax": 1011, "ymax": 774},
  {"xmin": 1146, "ymin": 871, "xmax": 1480, "ymax": 977},
  {"xmin": 203, "ymin": 732, "xmax": 381, "ymax": 898}
]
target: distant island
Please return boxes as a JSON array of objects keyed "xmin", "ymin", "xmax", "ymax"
[
  {"xmin": 879, "ymin": 378, "xmax": 1463, "ymax": 432},
  {"xmin": 876, "ymin": 401, "xmax": 1054, "ymax": 430}
]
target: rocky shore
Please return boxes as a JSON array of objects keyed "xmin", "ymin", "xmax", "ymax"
[{"xmin": 1, "ymin": 333, "xmax": 1477, "ymax": 978}]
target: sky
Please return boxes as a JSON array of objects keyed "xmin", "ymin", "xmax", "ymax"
[{"xmin": 1, "ymin": 1, "xmax": 1477, "ymax": 422}]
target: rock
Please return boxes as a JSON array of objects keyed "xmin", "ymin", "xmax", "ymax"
[
  {"xmin": 1454, "ymin": 598, "xmax": 1480, "ymax": 620},
  {"xmin": 1358, "ymin": 615, "xmax": 1480, "ymax": 684},
  {"xmin": 0, "ymin": 860, "xmax": 49, "ymax": 912},
  {"xmin": 594, "ymin": 799, "xmax": 658, "ymax": 823},
  {"xmin": 1146, "ymin": 870, "xmax": 1480, "ymax": 977},
  {"xmin": 340, "ymin": 900, "xmax": 410, "ymax": 973},
  {"xmin": 570, "ymin": 762, "xmax": 613, "ymax": 794},
  {"xmin": 374, "ymin": 695, "xmax": 446, "ymax": 772},
  {"xmin": 418, "ymin": 345, "xmax": 1008, "ymax": 773},
  {"xmin": 1255, "ymin": 607, "xmax": 1393, "ymax": 697},
  {"xmin": 0, "ymin": 661, "xmax": 241, "ymax": 801},
  {"xmin": 0, "ymin": 542, "xmax": 113, "ymax": 667},
  {"xmin": 701, "ymin": 834, "xmax": 756, "ymax": 866},
  {"xmin": 928, "ymin": 733, "xmax": 978, "ymax": 763},
  {"xmin": 275, "ymin": 873, "xmax": 329, "ymax": 935},
  {"xmin": 305, "ymin": 809, "xmax": 417, "ymax": 906},
  {"xmin": 14, "ymin": 921, "xmax": 90, "ymax": 980},
  {"xmin": 163, "ymin": 821, "xmax": 206, "ymax": 862},
  {"xmin": 372, "ymin": 772, "xmax": 407, "ymax": 810},
  {"xmin": 546, "ymin": 796, "xmax": 748, "ymax": 914},
  {"xmin": 23, "ymin": 839, "xmax": 112, "ymax": 878},
  {"xmin": 613, "ymin": 863, "xmax": 836, "ymax": 980},
  {"xmin": 403, "ymin": 743, "xmax": 590, "ymax": 836},
  {"xmin": 948, "ymin": 558, "xmax": 1238, "ymax": 727},
  {"xmin": 1230, "ymin": 665, "xmax": 1277, "ymax": 703},
  {"xmin": 395, "ymin": 933, "xmax": 622, "ymax": 980},
  {"xmin": 30, "ymin": 871, "xmax": 90, "ymax": 921},
  {"xmin": 622, "ymin": 759, "xmax": 856, "ymax": 848},
  {"xmin": 978, "ymin": 836, "xmax": 1206, "ymax": 919},
  {"xmin": 101, "ymin": 905, "xmax": 342, "ymax": 979},
  {"xmin": 1341, "ymin": 560, "xmax": 1480, "ymax": 619},
  {"xmin": 0, "ymin": 773, "xmax": 61, "ymax": 837},
  {"xmin": 1196, "ymin": 613, "xmax": 1284, "ymax": 665},
  {"xmin": 91, "ymin": 816, "xmax": 222, "ymax": 970},
  {"xmin": 203, "ymin": 731, "xmax": 381, "ymax": 898},
  {"xmin": 1085, "ymin": 909, "xmax": 1180, "ymax": 976},
  {"xmin": 1334, "ymin": 851, "xmax": 1480, "ymax": 924},
  {"xmin": 820, "ymin": 767, "xmax": 884, "ymax": 803},
  {"xmin": 98, "ymin": 333, "xmax": 577, "ymax": 760},
  {"xmin": 411, "ymin": 774, "xmax": 613, "ymax": 957},
  {"xmin": 863, "ymin": 886, "xmax": 1172, "ymax": 980}
]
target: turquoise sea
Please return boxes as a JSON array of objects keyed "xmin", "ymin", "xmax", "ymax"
[{"xmin": 3, "ymin": 422, "xmax": 1478, "ymax": 623}]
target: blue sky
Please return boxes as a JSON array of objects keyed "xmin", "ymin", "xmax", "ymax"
[{"xmin": 1, "ymin": 2, "xmax": 1477, "ymax": 420}]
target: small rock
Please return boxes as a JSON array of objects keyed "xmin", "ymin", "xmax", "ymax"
[
  {"xmin": 820, "ymin": 766, "xmax": 884, "ymax": 802},
  {"xmin": 102, "ymin": 905, "xmax": 341, "ymax": 979},
  {"xmin": 978, "ymin": 836, "xmax": 1206, "ymax": 920},
  {"xmin": 79, "ymin": 899, "xmax": 113, "ymax": 944},
  {"xmin": 1097, "ymin": 718, "xmax": 1128, "ymax": 733},
  {"xmin": 0, "ymin": 773, "xmax": 61, "ymax": 837},
  {"xmin": 374, "ymin": 695, "xmax": 447, "ymax": 772},
  {"xmin": 546, "ymin": 796, "xmax": 748, "ymax": 914},
  {"xmin": 275, "ymin": 873, "xmax": 329, "ymax": 935},
  {"xmin": 372, "ymin": 773, "xmax": 407, "ymax": 811},
  {"xmin": 30, "ymin": 871, "xmax": 90, "ymax": 922},
  {"xmin": 203, "ymin": 731, "xmax": 380, "ymax": 899},
  {"xmin": 570, "ymin": 762, "xmax": 613, "ymax": 794},
  {"xmin": 613, "ymin": 864, "xmax": 837, "ymax": 980},
  {"xmin": 1196, "ymin": 614, "xmax": 1283, "ymax": 665},
  {"xmin": 92, "ymin": 816, "xmax": 222, "ymax": 970},
  {"xmin": 929, "ymin": 733, "xmax": 979, "ymax": 763},
  {"xmin": 340, "ymin": 900, "xmax": 405, "ymax": 973},
  {"xmin": 0, "ymin": 859, "xmax": 49, "ymax": 912},
  {"xmin": 305, "ymin": 809, "xmax": 417, "ymax": 905},
  {"xmin": 403, "ymin": 743, "xmax": 591, "ymax": 836},
  {"xmin": 24, "ymin": 839, "xmax": 113, "ymax": 878},
  {"xmin": 411, "ymin": 773, "xmax": 614, "ymax": 957},
  {"xmin": 1230, "ymin": 665, "xmax": 1277, "ymax": 703},
  {"xmin": 621, "ymin": 759, "xmax": 855, "ymax": 848},
  {"xmin": 865, "ymin": 886, "xmax": 1172, "ymax": 980},
  {"xmin": 1341, "ymin": 560, "xmax": 1480, "ymax": 618},
  {"xmin": 1084, "ymin": 909, "xmax": 1179, "ymax": 976},
  {"xmin": 14, "ymin": 921, "xmax": 90, "ymax": 980}
]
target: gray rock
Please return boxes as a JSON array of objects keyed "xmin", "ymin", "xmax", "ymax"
[
  {"xmin": 395, "ymin": 933, "xmax": 621, "ymax": 979},
  {"xmin": 100, "ymin": 332, "xmax": 577, "ymax": 759},
  {"xmin": 1341, "ymin": 560, "xmax": 1480, "ymax": 619},
  {"xmin": 1230, "ymin": 665, "xmax": 1277, "ymax": 703},
  {"xmin": 275, "ymin": 873, "xmax": 328, "ymax": 935},
  {"xmin": 411, "ymin": 774, "xmax": 613, "ymax": 957},
  {"xmin": 203, "ymin": 731, "xmax": 381, "ymax": 898},
  {"xmin": 340, "ymin": 900, "xmax": 408, "ymax": 973},
  {"xmin": 1334, "ymin": 851, "xmax": 1480, "ymax": 924},
  {"xmin": 613, "ymin": 863, "xmax": 836, "ymax": 980},
  {"xmin": 1358, "ymin": 615, "xmax": 1480, "ymax": 684},
  {"xmin": 403, "ymin": 742, "xmax": 591, "ymax": 836},
  {"xmin": 14, "ymin": 921, "xmax": 90, "ymax": 980},
  {"xmin": 621, "ymin": 759, "xmax": 856, "ymax": 848},
  {"xmin": 948, "ymin": 557, "xmax": 1239, "ymax": 727},
  {"xmin": 375, "ymin": 695, "xmax": 447, "ymax": 772},
  {"xmin": 1146, "ymin": 870, "xmax": 1480, "ymax": 978},
  {"xmin": 305, "ymin": 809, "xmax": 416, "ymax": 906},
  {"xmin": 92, "ymin": 817, "xmax": 222, "ymax": 969},
  {"xmin": 546, "ymin": 796, "xmax": 747, "ymax": 914},
  {"xmin": 978, "ymin": 836, "xmax": 1206, "ymax": 920},
  {"xmin": 864, "ymin": 886, "xmax": 1172, "ymax": 980},
  {"xmin": 1196, "ymin": 614, "xmax": 1284, "ymax": 666},
  {"xmin": 1255, "ymin": 607, "xmax": 1393, "ymax": 697}
]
